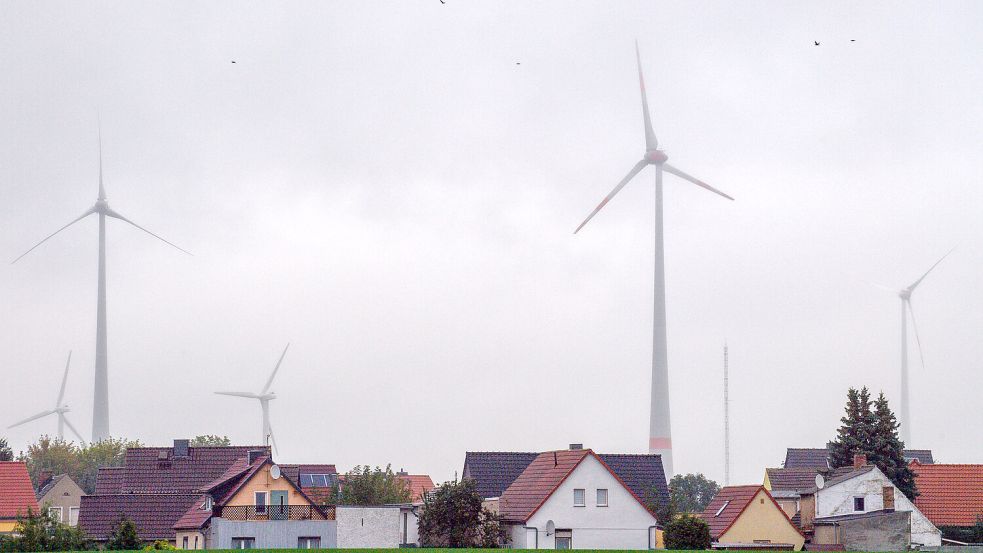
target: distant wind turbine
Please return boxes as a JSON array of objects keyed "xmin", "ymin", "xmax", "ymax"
[
  {"xmin": 8, "ymin": 352, "xmax": 86, "ymax": 444},
  {"xmin": 574, "ymin": 43, "xmax": 734, "ymax": 477},
  {"xmin": 890, "ymin": 248, "xmax": 954, "ymax": 444},
  {"xmin": 12, "ymin": 127, "xmax": 191, "ymax": 442},
  {"xmin": 215, "ymin": 343, "xmax": 289, "ymax": 454}
]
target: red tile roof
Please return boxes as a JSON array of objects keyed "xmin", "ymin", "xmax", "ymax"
[
  {"xmin": 0, "ymin": 462, "xmax": 39, "ymax": 520},
  {"xmin": 398, "ymin": 474, "xmax": 435, "ymax": 502},
  {"xmin": 498, "ymin": 449, "xmax": 655, "ymax": 524},
  {"xmin": 912, "ymin": 461, "xmax": 983, "ymax": 527},
  {"xmin": 700, "ymin": 485, "xmax": 803, "ymax": 541}
]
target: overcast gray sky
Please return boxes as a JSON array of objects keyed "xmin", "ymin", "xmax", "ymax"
[{"xmin": 1, "ymin": 1, "xmax": 980, "ymax": 486}]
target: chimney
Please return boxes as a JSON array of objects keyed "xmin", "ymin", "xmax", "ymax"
[
  {"xmin": 853, "ymin": 453, "xmax": 867, "ymax": 469},
  {"xmin": 397, "ymin": 468, "xmax": 408, "ymax": 476},
  {"xmin": 882, "ymin": 486, "xmax": 895, "ymax": 510},
  {"xmin": 173, "ymin": 439, "xmax": 190, "ymax": 458},
  {"xmin": 38, "ymin": 471, "xmax": 53, "ymax": 488},
  {"xmin": 247, "ymin": 449, "xmax": 265, "ymax": 465},
  {"xmin": 799, "ymin": 493, "xmax": 816, "ymax": 530},
  {"xmin": 569, "ymin": 443, "xmax": 583, "ymax": 450}
]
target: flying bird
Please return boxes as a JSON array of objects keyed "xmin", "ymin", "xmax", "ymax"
[{"xmin": 814, "ymin": 41, "xmax": 820, "ymax": 46}]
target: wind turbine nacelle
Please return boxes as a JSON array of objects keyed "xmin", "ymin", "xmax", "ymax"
[{"xmin": 645, "ymin": 150, "xmax": 668, "ymax": 164}]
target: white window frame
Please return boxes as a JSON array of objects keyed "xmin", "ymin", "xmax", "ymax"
[
  {"xmin": 47, "ymin": 506, "xmax": 63, "ymax": 522},
  {"xmin": 596, "ymin": 488, "xmax": 609, "ymax": 507},
  {"xmin": 231, "ymin": 537, "xmax": 255, "ymax": 549},
  {"xmin": 298, "ymin": 536, "xmax": 321, "ymax": 549},
  {"xmin": 69, "ymin": 506, "xmax": 80, "ymax": 526},
  {"xmin": 254, "ymin": 491, "xmax": 268, "ymax": 514},
  {"xmin": 182, "ymin": 536, "xmax": 189, "ymax": 549},
  {"xmin": 573, "ymin": 488, "xmax": 585, "ymax": 507}
]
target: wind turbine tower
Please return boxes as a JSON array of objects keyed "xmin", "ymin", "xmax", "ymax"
[
  {"xmin": 8, "ymin": 352, "xmax": 87, "ymax": 443},
  {"xmin": 575, "ymin": 44, "xmax": 733, "ymax": 477},
  {"xmin": 12, "ymin": 129, "xmax": 191, "ymax": 442},
  {"xmin": 893, "ymin": 248, "xmax": 953, "ymax": 444},
  {"xmin": 215, "ymin": 343, "xmax": 290, "ymax": 453},
  {"xmin": 723, "ymin": 343, "xmax": 730, "ymax": 486}
]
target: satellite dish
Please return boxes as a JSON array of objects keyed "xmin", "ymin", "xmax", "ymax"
[
  {"xmin": 546, "ymin": 520, "xmax": 555, "ymax": 536},
  {"xmin": 270, "ymin": 464, "xmax": 281, "ymax": 480},
  {"xmin": 815, "ymin": 473, "xmax": 825, "ymax": 489}
]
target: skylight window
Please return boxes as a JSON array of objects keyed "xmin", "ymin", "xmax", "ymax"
[
  {"xmin": 715, "ymin": 500, "xmax": 730, "ymax": 517},
  {"xmin": 300, "ymin": 473, "xmax": 331, "ymax": 487}
]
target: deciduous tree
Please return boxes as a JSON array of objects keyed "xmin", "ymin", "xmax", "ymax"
[
  {"xmin": 336, "ymin": 464, "xmax": 412, "ymax": 505},
  {"xmin": 669, "ymin": 473, "xmax": 720, "ymax": 514},
  {"xmin": 418, "ymin": 479, "xmax": 503, "ymax": 548},
  {"xmin": 663, "ymin": 514, "xmax": 711, "ymax": 550},
  {"xmin": 190, "ymin": 435, "xmax": 231, "ymax": 447}
]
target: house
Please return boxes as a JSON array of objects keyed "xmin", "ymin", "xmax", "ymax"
[
  {"xmin": 0, "ymin": 461, "xmax": 39, "ymax": 534},
  {"xmin": 173, "ymin": 450, "xmax": 334, "ymax": 550},
  {"xmin": 499, "ymin": 448, "xmax": 660, "ymax": 550},
  {"xmin": 764, "ymin": 466, "xmax": 857, "ymax": 518},
  {"xmin": 911, "ymin": 460, "xmax": 983, "ymax": 541},
  {"xmin": 280, "ymin": 464, "xmax": 338, "ymax": 505},
  {"xmin": 700, "ymin": 485, "xmax": 805, "ymax": 551},
  {"xmin": 35, "ymin": 473, "xmax": 85, "ymax": 526},
  {"xmin": 79, "ymin": 440, "xmax": 275, "ymax": 544},
  {"xmin": 811, "ymin": 509, "xmax": 911, "ymax": 551},
  {"xmin": 796, "ymin": 455, "xmax": 941, "ymax": 547},
  {"xmin": 463, "ymin": 446, "xmax": 669, "ymax": 511},
  {"xmin": 396, "ymin": 471, "xmax": 434, "ymax": 503},
  {"xmin": 782, "ymin": 447, "xmax": 933, "ymax": 469}
]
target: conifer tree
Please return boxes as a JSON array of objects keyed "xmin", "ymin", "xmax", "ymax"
[{"xmin": 829, "ymin": 387, "xmax": 918, "ymax": 499}]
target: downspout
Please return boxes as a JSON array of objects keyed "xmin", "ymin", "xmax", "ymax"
[{"xmin": 523, "ymin": 526, "xmax": 538, "ymax": 549}]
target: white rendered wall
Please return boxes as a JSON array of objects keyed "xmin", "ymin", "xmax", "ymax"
[
  {"xmin": 520, "ymin": 455, "xmax": 658, "ymax": 550},
  {"xmin": 815, "ymin": 468, "xmax": 940, "ymax": 547},
  {"xmin": 336, "ymin": 506, "xmax": 402, "ymax": 548}
]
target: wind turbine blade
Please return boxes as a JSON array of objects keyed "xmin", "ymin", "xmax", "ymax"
[
  {"xmin": 663, "ymin": 163, "xmax": 734, "ymax": 201},
  {"xmin": 9, "ymin": 409, "xmax": 57, "ymax": 428},
  {"xmin": 268, "ymin": 424, "xmax": 279, "ymax": 457},
  {"xmin": 574, "ymin": 160, "xmax": 648, "ymax": 234},
  {"xmin": 214, "ymin": 391, "xmax": 260, "ymax": 399},
  {"xmin": 11, "ymin": 208, "xmax": 96, "ymax": 264},
  {"xmin": 635, "ymin": 41, "xmax": 658, "ymax": 150},
  {"xmin": 104, "ymin": 208, "xmax": 192, "ymax": 256},
  {"xmin": 908, "ymin": 247, "xmax": 956, "ymax": 291},
  {"xmin": 261, "ymin": 343, "xmax": 290, "ymax": 395},
  {"xmin": 98, "ymin": 121, "xmax": 106, "ymax": 201},
  {"xmin": 63, "ymin": 416, "xmax": 87, "ymax": 445},
  {"xmin": 907, "ymin": 300, "xmax": 927, "ymax": 371},
  {"xmin": 56, "ymin": 351, "xmax": 72, "ymax": 406}
]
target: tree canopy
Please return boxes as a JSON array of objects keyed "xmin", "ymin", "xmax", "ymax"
[
  {"xmin": 669, "ymin": 473, "xmax": 721, "ymax": 514},
  {"xmin": 18, "ymin": 435, "xmax": 141, "ymax": 494},
  {"xmin": 663, "ymin": 514, "xmax": 711, "ymax": 550},
  {"xmin": 190, "ymin": 435, "xmax": 231, "ymax": 447},
  {"xmin": 106, "ymin": 516, "xmax": 142, "ymax": 550},
  {"xmin": 418, "ymin": 479, "xmax": 503, "ymax": 548},
  {"xmin": 829, "ymin": 387, "xmax": 918, "ymax": 498},
  {"xmin": 334, "ymin": 464, "xmax": 412, "ymax": 505},
  {"xmin": 0, "ymin": 437, "xmax": 12, "ymax": 462},
  {"xmin": 0, "ymin": 508, "xmax": 92, "ymax": 552}
]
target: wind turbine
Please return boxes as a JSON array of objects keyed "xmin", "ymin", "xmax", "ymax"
[
  {"xmin": 12, "ymin": 128, "xmax": 191, "ymax": 442},
  {"xmin": 8, "ymin": 352, "xmax": 87, "ymax": 444},
  {"xmin": 574, "ymin": 43, "xmax": 734, "ymax": 477},
  {"xmin": 215, "ymin": 343, "xmax": 289, "ymax": 454},
  {"xmin": 891, "ymin": 248, "xmax": 954, "ymax": 444}
]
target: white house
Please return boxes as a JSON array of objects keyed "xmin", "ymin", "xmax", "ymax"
[
  {"xmin": 812, "ymin": 457, "xmax": 941, "ymax": 547},
  {"xmin": 500, "ymin": 449, "xmax": 659, "ymax": 550}
]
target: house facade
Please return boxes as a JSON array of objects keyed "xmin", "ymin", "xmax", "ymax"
[
  {"xmin": 700, "ymin": 485, "xmax": 805, "ymax": 551},
  {"xmin": 173, "ymin": 452, "xmax": 334, "ymax": 550},
  {"xmin": 500, "ymin": 449, "xmax": 659, "ymax": 550},
  {"xmin": 36, "ymin": 473, "xmax": 85, "ymax": 527},
  {"xmin": 0, "ymin": 462, "xmax": 38, "ymax": 534},
  {"xmin": 796, "ymin": 457, "xmax": 941, "ymax": 547}
]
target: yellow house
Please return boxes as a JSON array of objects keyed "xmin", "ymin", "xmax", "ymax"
[
  {"xmin": 700, "ymin": 485, "xmax": 805, "ymax": 551},
  {"xmin": 174, "ymin": 452, "xmax": 331, "ymax": 549},
  {"xmin": 0, "ymin": 462, "xmax": 39, "ymax": 534}
]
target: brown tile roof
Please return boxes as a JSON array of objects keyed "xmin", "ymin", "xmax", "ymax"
[
  {"xmin": 280, "ymin": 464, "xmax": 338, "ymax": 482},
  {"xmin": 767, "ymin": 468, "xmax": 824, "ymax": 493},
  {"xmin": 912, "ymin": 462, "xmax": 983, "ymax": 527},
  {"xmin": 463, "ymin": 452, "xmax": 539, "ymax": 499},
  {"xmin": 783, "ymin": 447, "xmax": 933, "ymax": 469},
  {"xmin": 94, "ymin": 466, "xmax": 124, "ymax": 494},
  {"xmin": 0, "ymin": 462, "xmax": 39, "ymax": 520},
  {"xmin": 172, "ymin": 496, "xmax": 211, "ymax": 530},
  {"xmin": 79, "ymin": 493, "xmax": 200, "ymax": 541},
  {"xmin": 113, "ymin": 445, "xmax": 269, "ymax": 494},
  {"xmin": 700, "ymin": 485, "xmax": 803, "ymax": 541},
  {"xmin": 398, "ymin": 474, "xmax": 435, "ymax": 502}
]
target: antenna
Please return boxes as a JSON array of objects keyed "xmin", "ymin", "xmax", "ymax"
[{"xmin": 723, "ymin": 343, "xmax": 730, "ymax": 486}]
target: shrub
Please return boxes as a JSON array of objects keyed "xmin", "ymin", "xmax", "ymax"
[{"xmin": 664, "ymin": 513, "xmax": 712, "ymax": 550}]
